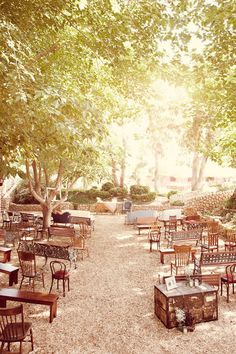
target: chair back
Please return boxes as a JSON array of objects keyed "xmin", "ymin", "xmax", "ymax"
[
  {"xmin": 79, "ymin": 222, "xmax": 90, "ymax": 238},
  {"xmin": 174, "ymin": 245, "xmax": 191, "ymax": 267},
  {"xmin": 18, "ymin": 250, "xmax": 37, "ymax": 277},
  {"xmin": 0, "ymin": 304, "xmax": 25, "ymax": 341},
  {"xmin": 207, "ymin": 232, "xmax": 219, "ymax": 247},
  {"xmin": 168, "ymin": 216, "xmax": 177, "ymax": 231}
]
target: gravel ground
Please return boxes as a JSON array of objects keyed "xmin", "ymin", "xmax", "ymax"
[{"xmin": 1, "ymin": 214, "xmax": 236, "ymax": 354}]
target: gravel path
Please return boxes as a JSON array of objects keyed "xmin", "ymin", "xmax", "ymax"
[{"xmin": 2, "ymin": 215, "xmax": 236, "ymax": 353}]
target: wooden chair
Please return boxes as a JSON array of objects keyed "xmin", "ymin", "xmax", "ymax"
[
  {"xmin": 17, "ymin": 250, "xmax": 45, "ymax": 291},
  {"xmin": 148, "ymin": 222, "xmax": 161, "ymax": 252},
  {"xmin": 49, "ymin": 260, "xmax": 70, "ymax": 297},
  {"xmin": 224, "ymin": 230, "xmax": 236, "ymax": 251},
  {"xmin": 171, "ymin": 245, "xmax": 192, "ymax": 275},
  {"xmin": 164, "ymin": 216, "xmax": 177, "ymax": 237},
  {"xmin": 201, "ymin": 232, "xmax": 219, "ymax": 252},
  {"xmin": 78, "ymin": 222, "xmax": 91, "ymax": 238},
  {"xmin": 73, "ymin": 236, "xmax": 89, "ymax": 260},
  {"xmin": 0, "ymin": 304, "xmax": 33, "ymax": 354},
  {"xmin": 221, "ymin": 264, "xmax": 236, "ymax": 302}
]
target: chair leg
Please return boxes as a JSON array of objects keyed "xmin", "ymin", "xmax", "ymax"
[
  {"xmin": 19, "ymin": 341, "xmax": 22, "ymax": 354},
  {"xmin": 68, "ymin": 278, "xmax": 70, "ymax": 292},
  {"xmin": 227, "ymin": 284, "xmax": 229, "ymax": 303},
  {"xmin": 63, "ymin": 280, "xmax": 65, "ymax": 297},
  {"xmin": 49, "ymin": 279, "xmax": 54, "ymax": 294},
  {"xmin": 19, "ymin": 276, "xmax": 25, "ymax": 289},
  {"xmin": 150, "ymin": 240, "xmax": 152, "ymax": 252},
  {"xmin": 30, "ymin": 328, "xmax": 34, "ymax": 351}
]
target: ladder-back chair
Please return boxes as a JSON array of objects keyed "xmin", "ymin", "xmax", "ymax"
[
  {"xmin": 171, "ymin": 245, "xmax": 192, "ymax": 275},
  {"xmin": 0, "ymin": 304, "xmax": 33, "ymax": 354}
]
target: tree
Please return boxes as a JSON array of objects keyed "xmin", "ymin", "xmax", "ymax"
[{"xmin": 0, "ymin": 0, "xmax": 170, "ymax": 224}]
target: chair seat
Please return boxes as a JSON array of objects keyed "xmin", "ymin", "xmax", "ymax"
[
  {"xmin": 53, "ymin": 270, "xmax": 69, "ymax": 279},
  {"xmin": 221, "ymin": 274, "xmax": 236, "ymax": 283},
  {"xmin": 0, "ymin": 322, "xmax": 32, "ymax": 341}
]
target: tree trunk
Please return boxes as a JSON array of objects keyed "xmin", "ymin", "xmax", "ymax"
[
  {"xmin": 41, "ymin": 203, "xmax": 53, "ymax": 229},
  {"xmin": 191, "ymin": 152, "xmax": 200, "ymax": 191},
  {"xmin": 111, "ymin": 158, "xmax": 119, "ymax": 187},
  {"xmin": 195, "ymin": 156, "xmax": 208, "ymax": 190},
  {"xmin": 153, "ymin": 153, "xmax": 160, "ymax": 193},
  {"xmin": 191, "ymin": 153, "xmax": 208, "ymax": 191}
]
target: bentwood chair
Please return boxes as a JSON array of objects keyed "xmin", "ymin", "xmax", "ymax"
[
  {"xmin": 171, "ymin": 245, "xmax": 192, "ymax": 275},
  {"xmin": 49, "ymin": 261, "xmax": 70, "ymax": 297},
  {"xmin": 18, "ymin": 250, "xmax": 45, "ymax": 291},
  {"xmin": 221, "ymin": 264, "xmax": 236, "ymax": 302},
  {"xmin": 0, "ymin": 304, "xmax": 34, "ymax": 354}
]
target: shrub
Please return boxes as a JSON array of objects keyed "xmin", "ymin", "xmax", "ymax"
[
  {"xmin": 96, "ymin": 190, "xmax": 111, "ymax": 200},
  {"xmin": 130, "ymin": 185, "xmax": 150, "ymax": 195},
  {"xmin": 109, "ymin": 187, "xmax": 128, "ymax": 199},
  {"xmin": 101, "ymin": 182, "xmax": 114, "ymax": 191},
  {"xmin": 170, "ymin": 200, "xmax": 185, "ymax": 206},
  {"xmin": 167, "ymin": 190, "xmax": 178, "ymax": 199},
  {"xmin": 131, "ymin": 192, "xmax": 156, "ymax": 203},
  {"xmin": 225, "ymin": 195, "xmax": 236, "ymax": 210},
  {"xmin": 12, "ymin": 182, "xmax": 40, "ymax": 204}
]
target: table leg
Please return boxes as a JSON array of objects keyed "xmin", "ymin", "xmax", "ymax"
[
  {"xmin": 0, "ymin": 298, "xmax": 7, "ymax": 307},
  {"xmin": 9, "ymin": 269, "xmax": 19, "ymax": 286}
]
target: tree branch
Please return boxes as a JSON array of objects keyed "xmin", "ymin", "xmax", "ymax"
[{"xmin": 25, "ymin": 160, "xmax": 45, "ymax": 205}]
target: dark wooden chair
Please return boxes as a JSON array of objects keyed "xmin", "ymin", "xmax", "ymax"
[
  {"xmin": 17, "ymin": 250, "xmax": 45, "ymax": 291},
  {"xmin": 171, "ymin": 245, "xmax": 192, "ymax": 275},
  {"xmin": 0, "ymin": 304, "xmax": 34, "ymax": 354},
  {"xmin": 148, "ymin": 222, "xmax": 162, "ymax": 252},
  {"xmin": 122, "ymin": 200, "xmax": 132, "ymax": 214},
  {"xmin": 221, "ymin": 264, "xmax": 236, "ymax": 302},
  {"xmin": 49, "ymin": 261, "xmax": 70, "ymax": 297},
  {"xmin": 201, "ymin": 232, "xmax": 219, "ymax": 252}
]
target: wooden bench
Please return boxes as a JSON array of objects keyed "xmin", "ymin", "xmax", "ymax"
[
  {"xmin": 0, "ymin": 288, "xmax": 58, "ymax": 323},
  {"xmin": 0, "ymin": 247, "xmax": 12, "ymax": 263},
  {"xmin": 0, "ymin": 263, "xmax": 19, "ymax": 286},
  {"xmin": 69, "ymin": 215, "xmax": 95, "ymax": 231},
  {"xmin": 48, "ymin": 226, "xmax": 75, "ymax": 242},
  {"xmin": 194, "ymin": 251, "xmax": 236, "ymax": 274},
  {"xmin": 167, "ymin": 229, "xmax": 202, "ymax": 248},
  {"xmin": 136, "ymin": 217, "xmax": 157, "ymax": 235},
  {"xmin": 159, "ymin": 248, "xmax": 197, "ymax": 264}
]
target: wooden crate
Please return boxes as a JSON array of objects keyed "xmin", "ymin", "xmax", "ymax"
[{"xmin": 154, "ymin": 282, "xmax": 218, "ymax": 329}]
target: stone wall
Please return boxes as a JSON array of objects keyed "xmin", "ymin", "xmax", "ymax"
[
  {"xmin": 9, "ymin": 202, "xmax": 74, "ymax": 212},
  {"xmin": 184, "ymin": 189, "xmax": 234, "ymax": 214}
]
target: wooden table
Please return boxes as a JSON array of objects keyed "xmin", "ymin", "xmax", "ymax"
[
  {"xmin": 159, "ymin": 248, "xmax": 196, "ymax": 264},
  {"xmin": 0, "ymin": 247, "xmax": 12, "ymax": 263},
  {"xmin": 0, "ymin": 263, "xmax": 19, "ymax": 286},
  {"xmin": 154, "ymin": 281, "xmax": 218, "ymax": 329},
  {"xmin": 0, "ymin": 288, "xmax": 58, "ymax": 323}
]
